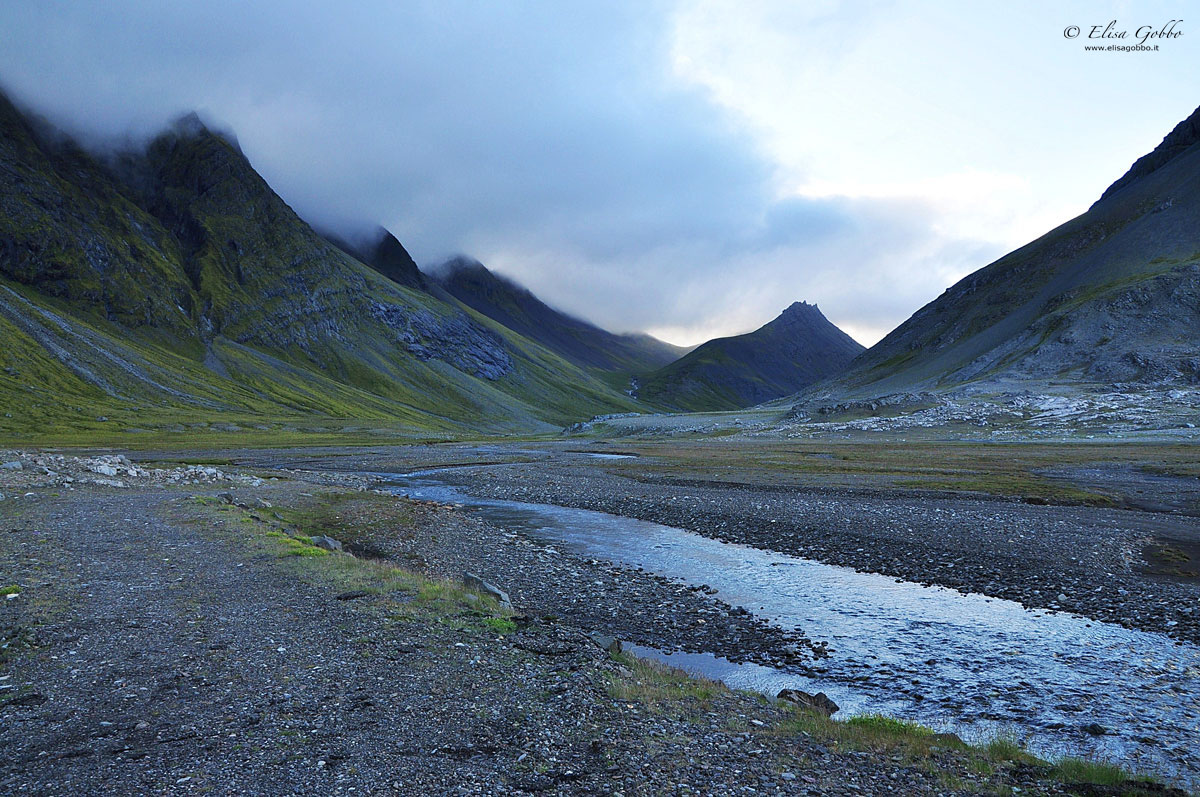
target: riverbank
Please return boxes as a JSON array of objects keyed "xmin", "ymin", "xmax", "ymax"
[
  {"xmin": 1, "ymin": 451, "xmax": 1185, "ymax": 794},
  {"xmin": 287, "ymin": 441, "xmax": 1199, "ymax": 645}
]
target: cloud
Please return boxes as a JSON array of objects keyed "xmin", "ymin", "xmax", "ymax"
[{"xmin": 2, "ymin": 1, "xmax": 1193, "ymax": 346}]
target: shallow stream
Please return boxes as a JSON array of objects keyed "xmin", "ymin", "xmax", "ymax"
[{"xmin": 383, "ymin": 469, "xmax": 1199, "ymax": 788}]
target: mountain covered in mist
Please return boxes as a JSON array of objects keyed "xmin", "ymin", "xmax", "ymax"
[
  {"xmin": 326, "ymin": 227, "xmax": 430, "ymax": 293},
  {"xmin": 798, "ymin": 102, "xmax": 1200, "ymax": 406},
  {"xmin": 638, "ymin": 301, "xmax": 864, "ymax": 411},
  {"xmin": 0, "ymin": 91, "xmax": 643, "ymax": 438}
]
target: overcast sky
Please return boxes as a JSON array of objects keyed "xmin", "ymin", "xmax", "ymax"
[{"xmin": 1, "ymin": 1, "xmax": 1197, "ymax": 345}]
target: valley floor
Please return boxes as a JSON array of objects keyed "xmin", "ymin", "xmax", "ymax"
[{"xmin": 0, "ymin": 444, "xmax": 1194, "ymax": 795}]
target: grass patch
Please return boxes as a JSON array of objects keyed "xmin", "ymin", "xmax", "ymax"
[
  {"xmin": 184, "ymin": 492, "xmax": 510, "ymax": 625},
  {"xmin": 0, "ymin": 585, "xmax": 21, "ymax": 596},
  {"xmin": 269, "ymin": 490, "xmax": 417, "ymax": 558},
  {"xmin": 603, "ymin": 439, "xmax": 1196, "ymax": 507},
  {"xmin": 845, "ymin": 713, "xmax": 934, "ymax": 737},
  {"xmin": 604, "ymin": 651, "xmax": 722, "ymax": 709},
  {"xmin": 897, "ymin": 474, "xmax": 1115, "ymax": 506},
  {"xmin": 482, "ymin": 616, "xmax": 517, "ymax": 633},
  {"xmin": 263, "ymin": 531, "xmax": 329, "ymax": 557},
  {"xmin": 981, "ymin": 734, "xmax": 1029, "ymax": 763},
  {"xmin": 1052, "ymin": 757, "xmax": 1129, "ymax": 787},
  {"xmin": 773, "ymin": 708, "xmax": 957, "ymax": 759}
]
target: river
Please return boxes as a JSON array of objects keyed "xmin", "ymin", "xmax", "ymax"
[{"xmin": 382, "ymin": 469, "xmax": 1199, "ymax": 789}]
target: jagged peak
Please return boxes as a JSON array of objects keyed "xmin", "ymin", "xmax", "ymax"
[
  {"xmin": 781, "ymin": 300, "xmax": 819, "ymax": 314},
  {"xmin": 773, "ymin": 300, "xmax": 829, "ymax": 326}
]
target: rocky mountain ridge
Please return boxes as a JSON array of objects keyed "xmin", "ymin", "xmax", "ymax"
[{"xmin": 433, "ymin": 256, "xmax": 690, "ymax": 376}]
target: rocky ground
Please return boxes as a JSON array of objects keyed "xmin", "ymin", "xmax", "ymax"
[
  {"xmin": 0, "ymin": 450, "xmax": 1177, "ymax": 795},
  {"xmin": 571, "ymin": 388, "xmax": 1200, "ymax": 442}
]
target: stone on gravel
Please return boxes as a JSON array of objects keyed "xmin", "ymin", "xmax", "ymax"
[
  {"xmin": 463, "ymin": 572, "xmax": 512, "ymax": 609},
  {"xmin": 310, "ymin": 535, "xmax": 343, "ymax": 552},
  {"xmin": 777, "ymin": 688, "xmax": 840, "ymax": 717},
  {"xmin": 589, "ymin": 633, "xmax": 623, "ymax": 656},
  {"xmin": 1, "ymin": 461, "xmax": 22, "ymax": 471}
]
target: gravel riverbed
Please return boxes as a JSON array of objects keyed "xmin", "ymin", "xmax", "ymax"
[
  {"xmin": 245, "ymin": 442, "xmax": 1200, "ymax": 646},
  {"xmin": 389, "ymin": 449, "xmax": 1200, "ymax": 646}
]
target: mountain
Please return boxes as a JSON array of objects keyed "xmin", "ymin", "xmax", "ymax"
[
  {"xmin": 637, "ymin": 302, "xmax": 864, "ymax": 411},
  {"xmin": 0, "ymin": 92, "xmax": 640, "ymax": 440},
  {"xmin": 433, "ymin": 257, "xmax": 690, "ymax": 378},
  {"xmin": 809, "ymin": 103, "xmax": 1200, "ymax": 401}
]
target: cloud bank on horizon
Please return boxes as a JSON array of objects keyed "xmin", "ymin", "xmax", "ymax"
[{"xmin": 0, "ymin": 0, "xmax": 1196, "ymax": 346}]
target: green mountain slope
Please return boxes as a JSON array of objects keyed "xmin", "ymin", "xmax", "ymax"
[
  {"xmin": 0, "ymin": 93, "xmax": 640, "ymax": 442},
  {"xmin": 815, "ymin": 103, "xmax": 1200, "ymax": 400},
  {"xmin": 638, "ymin": 302, "xmax": 864, "ymax": 411},
  {"xmin": 434, "ymin": 257, "xmax": 690, "ymax": 377}
]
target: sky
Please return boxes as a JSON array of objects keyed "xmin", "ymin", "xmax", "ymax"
[{"xmin": 0, "ymin": 1, "xmax": 1196, "ymax": 346}]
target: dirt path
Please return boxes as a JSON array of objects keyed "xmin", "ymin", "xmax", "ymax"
[{"xmin": 2, "ymin": 488, "xmax": 530, "ymax": 793}]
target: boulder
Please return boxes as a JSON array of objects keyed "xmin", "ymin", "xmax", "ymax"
[
  {"xmin": 777, "ymin": 688, "xmax": 839, "ymax": 717},
  {"xmin": 310, "ymin": 535, "xmax": 343, "ymax": 552},
  {"xmin": 1, "ymin": 461, "xmax": 22, "ymax": 471},
  {"xmin": 588, "ymin": 633, "xmax": 623, "ymax": 656},
  {"xmin": 463, "ymin": 572, "xmax": 512, "ymax": 609}
]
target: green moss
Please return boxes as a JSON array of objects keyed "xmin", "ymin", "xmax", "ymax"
[
  {"xmin": 185, "ymin": 491, "xmax": 507, "ymax": 623},
  {"xmin": 482, "ymin": 616, "xmax": 517, "ymax": 633},
  {"xmin": 897, "ymin": 474, "xmax": 1116, "ymax": 506},
  {"xmin": 0, "ymin": 585, "xmax": 21, "ymax": 596}
]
